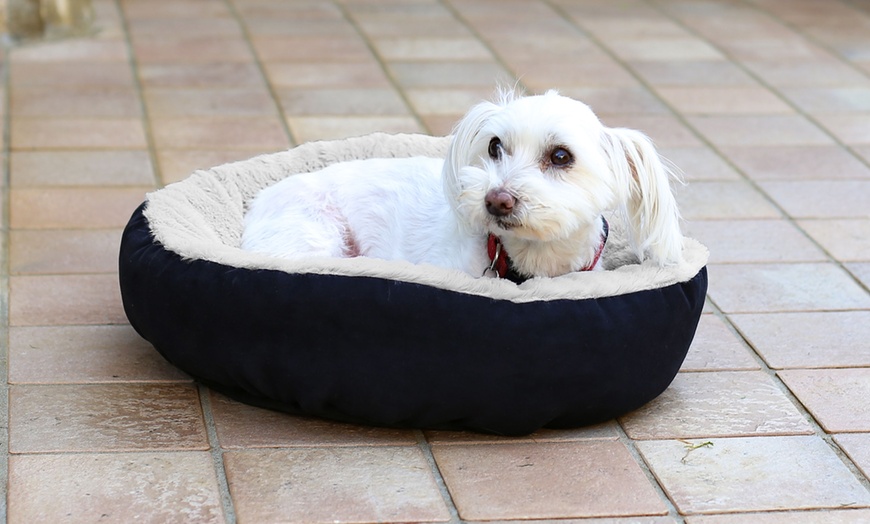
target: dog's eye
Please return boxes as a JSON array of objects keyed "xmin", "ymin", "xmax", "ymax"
[
  {"xmin": 488, "ymin": 137, "xmax": 502, "ymax": 160},
  {"xmin": 550, "ymin": 147, "xmax": 573, "ymax": 167}
]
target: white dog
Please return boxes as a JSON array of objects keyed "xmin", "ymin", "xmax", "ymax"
[{"xmin": 241, "ymin": 91, "xmax": 683, "ymax": 282}]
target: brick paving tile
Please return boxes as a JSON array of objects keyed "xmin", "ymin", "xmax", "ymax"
[{"xmin": 3, "ymin": 0, "xmax": 870, "ymax": 521}]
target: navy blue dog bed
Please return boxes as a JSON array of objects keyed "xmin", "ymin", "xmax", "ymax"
[{"xmin": 119, "ymin": 133, "xmax": 707, "ymax": 436}]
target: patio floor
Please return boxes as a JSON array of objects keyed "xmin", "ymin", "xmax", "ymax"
[{"xmin": 2, "ymin": 0, "xmax": 870, "ymax": 522}]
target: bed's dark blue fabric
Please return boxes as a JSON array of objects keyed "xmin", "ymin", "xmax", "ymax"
[{"xmin": 120, "ymin": 203, "xmax": 707, "ymax": 436}]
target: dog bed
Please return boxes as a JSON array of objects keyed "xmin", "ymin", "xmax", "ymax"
[{"xmin": 119, "ymin": 132, "xmax": 708, "ymax": 436}]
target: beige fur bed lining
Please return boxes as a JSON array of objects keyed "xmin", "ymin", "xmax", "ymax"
[{"xmin": 143, "ymin": 133, "xmax": 708, "ymax": 303}]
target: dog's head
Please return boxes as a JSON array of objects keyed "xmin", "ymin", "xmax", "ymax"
[{"xmin": 443, "ymin": 90, "xmax": 683, "ymax": 268}]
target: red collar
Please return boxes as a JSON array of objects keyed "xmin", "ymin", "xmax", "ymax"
[
  {"xmin": 486, "ymin": 217, "xmax": 609, "ymax": 279},
  {"xmin": 485, "ymin": 234, "xmax": 512, "ymax": 279}
]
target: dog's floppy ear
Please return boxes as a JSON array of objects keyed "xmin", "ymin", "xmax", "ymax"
[
  {"xmin": 602, "ymin": 127, "xmax": 683, "ymax": 265},
  {"xmin": 444, "ymin": 99, "xmax": 502, "ymax": 174},
  {"xmin": 442, "ymin": 99, "xmax": 503, "ymax": 210}
]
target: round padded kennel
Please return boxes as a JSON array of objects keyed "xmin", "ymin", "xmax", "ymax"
[{"xmin": 119, "ymin": 133, "xmax": 708, "ymax": 436}]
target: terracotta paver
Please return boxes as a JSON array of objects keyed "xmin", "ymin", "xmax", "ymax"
[
  {"xmin": 224, "ymin": 447, "xmax": 451, "ymax": 523},
  {"xmin": 8, "ymin": 325, "xmax": 189, "ymax": 384},
  {"xmin": 731, "ymin": 311, "xmax": 870, "ymax": 369},
  {"xmin": 679, "ymin": 315, "xmax": 760, "ymax": 371},
  {"xmin": 143, "ymin": 88, "xmax": 279, "ymax": 117},
  {"xmin": 637, "ymin": 436, "xmax": 870, "ymax": 514},
  {"xmin": 425, "ymin": 421, "xmax": 619, "ymax": 445},
  {"xmin": 9, "ymin": 273, "xmax": 127, "ymax": 326},
  {"xmin": 707, "ymin": 263, "xmax": 870, "ymax": 313},
  {"xmin": 10, "ymin": 62, "xmax": 136, "ymax": 87},
  {"xmin": 835, "ymin": 433, "xmax": 870, "ymax": 479},
  {"xmin": 11, "ymin": 118, "xmax": 148, "ymax": 149},
  {"xmin": 371, "ymin": 37, "xmax": 492, "ymax": 61},
  {"xmin": 655, "ymin": 86, "xmax": 794, "ymax": 115},
  {"xmin": 9, "ymin": 187, "xmax": 149, "ymax": 229},
  {"xmin": 779, "ymin": 369, "xmax": 870, "ymax": 432},
  {"xmin": 432, "ymin": 441, "xmax": 668, "ymax": 520},
  {"xmin": 209, "ymin": 392, "xmax": 418, "ymax": 449},
  {"xmin": 630, "ymin": 61, "xmax": 756, "ymax": 87},
  {"xmin": 800, "ymin": 219, "xmax": 870, "ymax": 261},
  {"xmin": 850, "ymin": 262, "xmax": 870, "ymax": 285},
  {"xmin": 8, "ymin": 452, "xmax": 225, "ymax": 523},
  {"xmin": 816, "ymin": 114, "xmax": 870, "ymax": 144},
  {"xmin": 11, "ymin": 86, "xmax": 142, "ymax": 118},
  {"xmin": 138, "ymin": 62, "xmax": 266, "ymax": 88},
  {"xmin": 742, "ymin": 58, "xmax": 870, "ymax": 88},
  {"xmin": 265, "ymin": 62, "xmax": 393, "ymax": 88},
  {"xmin": 687, "ymin": 115, "xmax": 835, "ymax": 147},
  {"xmin": 686, "ymin": 509, "xmax": 870, "ymax": 524},
  {"xmin": 149, "ymin": 116, "xmax": 290, "ymax": 150},
  {"xmin": 620, "ymin": 371, "xmax": 813, "ymax": 439},
  {"xmin": 659, "ymin": 146, "xmax": 740, "ymax": 181},
  {"xmin": 760, "ymin": 180, "xmax": 870, "ymax": 218},
  {"xmin": 675, "ymin": 180, "xmax": 782, "ymax": 220},
  {"xmin": 2, "ymin": 0, "xmax": 870, "ymax": 521},
  {"xmin": 154, "ymin": 149, "xmax": 258, "ymax": 184},
  {"xmin": 720, "ymin": 145, "xmax": 870, "ymax": 180},
  {"xmin": 10, "ymin": 150, "xmax": 154, "ymax": 187},
  {"xmin": 287, "ymin": 115, "xmax": 423, "ymax": 143},
  {"xmin": 683, "ymin": 220, "xmax": 827, "ymax": 264},
  {"xmin": 9, "ymin": 383, "xmax": 208, "ymax": 453},
  {"xmin": 10, "ymin": 229, "xmax": 124, "ymax": 274}
]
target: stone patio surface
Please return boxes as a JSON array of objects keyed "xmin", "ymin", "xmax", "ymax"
[{"xmin": 1, "ymin": 0, "xmax": 869, "ymax": 522}]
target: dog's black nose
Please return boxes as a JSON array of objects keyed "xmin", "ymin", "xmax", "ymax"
[{"xmin": 485, "ymin": 189, "xmax": 516, "ymax": 217}]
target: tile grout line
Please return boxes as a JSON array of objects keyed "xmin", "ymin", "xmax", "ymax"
[
  {"xmin": 1, "ymin": 31, "xmax": 12, "ymax": 523},
  {"xmin": 198, "ymin": 385, "xmax": 238, "ymax": 524},
  {"xmin": 333, "ymin": 0, "xmax": 432, "ymax": 135},
  {"xmin": 112, "ymin": 0, "xmax": 164, "ymax": 189},
  {"xmin": 223, "ymin": 0, "xmax": 297, "ymax": 146},
  {"xmin": 613, "ymin": 422, "xmax": 686, "ymax": 523},
  {"xmin": 414, "ymin": 431, "xmax": 465, "ymax": 524},
  {"xmin": 439, "ymin": 0, "xmax": 533, "ymax": 97}
]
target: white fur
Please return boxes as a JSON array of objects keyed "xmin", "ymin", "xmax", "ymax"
[{"xmin": 241, "ymin": 91, "xmax": 683, "ymax": 279}]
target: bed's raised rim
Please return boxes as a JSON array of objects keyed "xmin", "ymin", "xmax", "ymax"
[{"xmin": 142, "ymin": 132, "xmax": 708, "ymax": 303}]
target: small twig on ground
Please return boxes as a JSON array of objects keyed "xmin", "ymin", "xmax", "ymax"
[{"xmin": 678, "ymin": 439, "xmax": 714, "ymax": 464}]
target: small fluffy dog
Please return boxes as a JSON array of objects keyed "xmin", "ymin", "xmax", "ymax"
[{"xmin": 241, "ymin": 91, "xmax": 683, "ymax": 282}]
